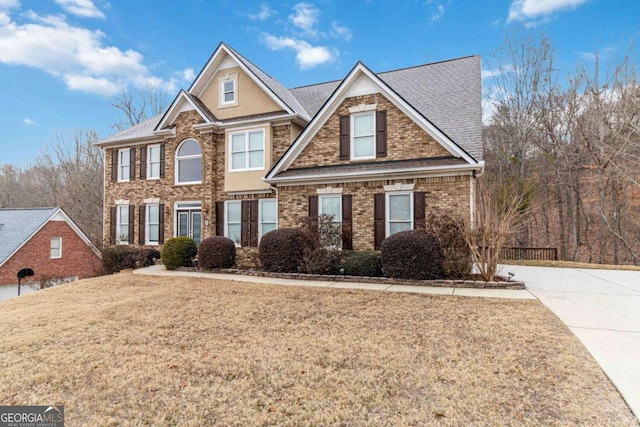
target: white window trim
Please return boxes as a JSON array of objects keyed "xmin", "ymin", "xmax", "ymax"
[
  {"xmin": 319, "ymin": 195, "xmax": 342, "ymax": 223},
  {"xmin": 229, "ymin": 129, "xmax": 265, "ymax": 172},
  {"xmin": 385, "ymin": 191, "xmax": 414, "ymax": 237},
  {"xmin": 219, "ymin": 74, "xmax": 238, "ymax": 107},
  {"xmin": 350, "ymin": 111, "xmax": 376, "ymax": 161},
  {"xmin": 145, "ymin": 204, "xmax": 160, "ymax": 246},
  {"xmin": 117, "ymin": 148, "xmax": 130, "ymax": 182},
  {"xmin": 147, "ymin": 144, "xmax": 161, "ymax": 180},
  {"xmin": 175, "ymin": 139, "xmax": 202, "ymax": 185},
  {"xmin": 224, "ymin": 200, "xmax": 242, "ymax": 246},
  {"xmin": 116, "ymin": 204, "xmax": 130, "ymax": 245},
  {"xmin": 50, "ymin": 237, "xmax": 62, "ymax": 259},
  {"xmin": 258, "ymin": 199, "xmax": 277, "ymax": 242}
]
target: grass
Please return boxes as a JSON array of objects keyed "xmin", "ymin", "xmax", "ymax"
[
  {"xmin": 502, "ymin": 259, "xmax": 640, "ymax": 271},
  {"xmin": 0, "ymin": 273, "xmax": 636, "ymax": 426}
]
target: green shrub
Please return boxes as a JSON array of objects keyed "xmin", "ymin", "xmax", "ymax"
[
  {"xmin": 424, "ymin": 213, "xmax": 471, "ymax": 278},
  {"xmin": 161, "ymin": 237, "xmax": 198, "ymax": 270},
  {"xmin": 199, "ymin": 236, "xmax": 236, "ymax": 269},
  {"xmin": 259, "ymin": 228, "xmax": 315, "ymax": 273},
  {"xmin": 340, "ymin": 251, "xmax": 382, "ymax": 277},
  {"xmin": 380, "ymin": 230, "xmax": 443, "ymax": 280}
]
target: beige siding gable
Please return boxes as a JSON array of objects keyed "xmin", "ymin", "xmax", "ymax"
[
  {"xmin": 199, "ymin": 66, "xmax": 282, "ymax": 120},
  {"xmin": 289, "ymin": 93, "xmax": 451, "ymax": 170}
]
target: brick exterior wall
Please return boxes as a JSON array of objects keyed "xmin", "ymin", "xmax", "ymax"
[
  {"xmin": 277, "ymin": 176, "xmax": 471, "ymax": 251},
  {"xmin": 0, "ymin": 221, "xmax": 100, "ymax": 286},
  {"xmin": 291, "ymin": 94, "xmax": 451, "ymax": 169}
]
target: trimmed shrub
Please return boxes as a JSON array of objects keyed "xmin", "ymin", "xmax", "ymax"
[
  {"xmin": 100, "ymin": 246, "xmax": 139, "ymax": 275},
  {"xmin": 137, "ymin": 248, "xmax": 161, "ymax": 268},
  {"xmin": 259, "ymin": 228, "xmax": 315, "ymax": 273},
  {"xmin": 424, "ymin": 213, "xmax": 471, "ymax": 278},
  {"xmin": 301, "ymin": 246, "xmax": 341, "ymax": 274},
  {"xmin": 161, "ymin": 237, "xmax": 198, "ymax": 270},
  {"xmin": 380, "ymin": 230, "xmax": 444, "ymax": 280},
  {"xmin": 199, "ymin": 236, "xmax": 236, "ymax": 269},
  {"xmin": 340, "ymin": 251, "xmax": 382, "ymax": 277}
]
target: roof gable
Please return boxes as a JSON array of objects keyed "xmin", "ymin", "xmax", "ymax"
[
  {"xmin": 266, "ymin": 62, "xmax": 479, "ymax": 181},
  {"xmin": 154, "ymin": 90, "xmax": 214, "ymax": 131}
]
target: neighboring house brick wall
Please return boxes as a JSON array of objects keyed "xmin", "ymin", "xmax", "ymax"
[
  {"xmin": 277, "ymin": 175, "xmax": 471, "ymax": 250},
  {"xmin": 0, "ymin": 221, "xmax": 100, "ymax": 286},
  {"xmin": 291, "ymin": 94, "xmax": 451, "ymax": 169}
]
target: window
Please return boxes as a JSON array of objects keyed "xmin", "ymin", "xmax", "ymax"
[
  {"xmin": 230, "ymin": 130, "xmax": 264, "ymax": 171},
  {"xmin": 117, "ymin": 205, "xmax": 130, "ymax": 244},
  {"xmin": 118, "ymin": 148, "xmax": 130, "ymax": 181},
  {"xmin": 175, "ymin": 139, "xmax": 202, "ymax": 184},
  {"xmin": 225, "ymin": 201, "xmax": 242, "ymax": 245},
  {"xmin": 220, "ymin": 77, "xmax": 236, "ymax": 105},
  {"xmin": 147, "ymin": 144, "xmax": 161, "ymax": 179},
  {"xmin": 50, "ymin": 237, "xmax": 62, "ymax": 259},
  {"xmin": 146, "ymin": 204, "xmax": 160, "ymax": 245},
  {"xmin": 319, "ymin": 195, "xmax": 342, "ymax": 248},
  {"xmin": 259, "ymin": 199, "xmax": 277, "ymax": 240},
  {"xmin": 386, "ymin": 192, "xmax": 413, "ymax": 236},
  {"xmin": 351, "ymin": 112, "xmax": 375, "ymax": 160}
]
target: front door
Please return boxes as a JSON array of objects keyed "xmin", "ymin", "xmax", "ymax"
[{"xmin": 177, "ymin": 210, "xmax": 202, "ymax": 244}]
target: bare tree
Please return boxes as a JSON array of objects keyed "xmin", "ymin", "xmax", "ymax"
[{"xmin": 111, "ymin": 85, "xmax": 170, "ymax": 131}]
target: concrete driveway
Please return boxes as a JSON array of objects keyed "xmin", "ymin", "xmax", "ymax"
[{"xmin": 503, "ymin": 265, "xmax": 640, "ymax": 420}]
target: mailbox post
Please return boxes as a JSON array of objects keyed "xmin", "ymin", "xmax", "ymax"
[{"xmin": 17, "ymin": 268, "xmax": 34, "ymax": 296}]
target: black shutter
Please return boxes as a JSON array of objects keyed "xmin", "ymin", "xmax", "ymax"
[
  {"xmin": 139, "ymin": 145, "xmax": 147, "ymax": 179},
  {"xmin": 128, "ymin": 205, "xmax": 135, "ymax": 244},
  {"xmin": 414, "ymin": 192, "xmax": 426, "ymax": 230},
  {"xmin": 342, "ymin": 194, "xmax": 353, "ymax": 250},
  {"xmin": 249, "ymin": 200, "xmax": 259, "ymax": 247},
  {"xmin": 376, "ymin": 110, "xmax": 387, "ymax": 157},
  {"xmin": 109, "ymin": 206, "xmax": 117, "ymax": 244},
  {"xmin": 308, "ymin": 195, "xmax": 319, "ymax": 230},
  {"xmin": 110, "ymin": 150, "xmax": 117, "ymax": 182},
  {"xmin": 158, "ymin": 204, "xmax": 165, "ymax": 244},
  {"xmin": 159, "ymin": 144, "xmax": 166, "ymax": 179},
  {"xmin": 374, "ymin": 193, "xmax": 385, "ymax": 250},
  {"xmin": 139, "ymin": 205, "xmax": 146, "ymax": 245},
  {"xmin": 129, "ymin": 148, "xmax": 136, "ymax": 181},
  {"xmin": 215, "ymin": 201, "xmax": 224, "ymax": 236},
  {"xmin": 339, "ymin": 115, "xmax": 350, "ymax": 160}
]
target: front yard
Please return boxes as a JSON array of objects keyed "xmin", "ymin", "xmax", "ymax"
[{"xmin": 0, "ymin": 274, "xmax": 635, "ymax": 425}]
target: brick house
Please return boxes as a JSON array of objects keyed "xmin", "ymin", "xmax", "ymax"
[
  {"xmin": 96, "ymin": 42, "xmax": 483, "ymax": 251},
  {"xmin": 0, "ymin": 208, "xmax": 101, "ymax": 287}
]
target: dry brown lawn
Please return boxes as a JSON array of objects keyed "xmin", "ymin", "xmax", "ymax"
[{"xmin": 0, "ymin": 274, "xmax": 636, "ymax": 426}]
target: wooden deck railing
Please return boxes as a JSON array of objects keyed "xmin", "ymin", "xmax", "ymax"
[{"xmin": 499, "ymin": 247, "xmax": 558, "ymax": 261}]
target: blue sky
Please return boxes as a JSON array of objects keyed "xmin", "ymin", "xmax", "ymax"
[{"xmin": 0, "ymin": 0, "xmax": 638, "ymax": 168}]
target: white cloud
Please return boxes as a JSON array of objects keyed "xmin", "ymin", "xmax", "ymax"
[
  {"xmin": 262, "ymin": 33, "xmax": 334, "ymax": 69},
  {"xmin": 330, "ymin": 22, "xmax": 351, "ymax": 41},
  {"xmin": 0, "ymin": 0, "xmax": 20, "ymax": 10},
  {"xmin": 248, "ymin": 3, "xmax": 275, "ymax": 21},
  {"xmin": 0, "ymin": 10, "xmax": 174, "ymax": 96},
  {"xmin": 289, "ymin": 2, "xmax": 320, "ymax": 36},
  {"xmin": 182, "ymin": 68, "xmax": 196, "ymax": 82},
  {"xmin": 508, "ymin": 0, "xmax": 589, "ymax": 22},
  {"xmin": 431, "ymin": 4, "xmax": 444, "ymax": 22},
  {"xmin": 54, "ymin": 0, "xmax": 105, "ymax": 19},
  {"xmin": 23, "ymin": 118, "xmax": 35, "ymax": 125}
]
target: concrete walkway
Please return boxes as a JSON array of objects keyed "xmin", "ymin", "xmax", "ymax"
[
  {"xmin": 503, "ymin": 264, "xmax": 640, "ymax": 421},
  {"xmin": 133, "ymin": 264, "xmax": 536, "ymax": 299}
]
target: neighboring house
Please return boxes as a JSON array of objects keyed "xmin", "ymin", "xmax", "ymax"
[
  {"xmin": 96, "ymin": 42, "xmax": 483, "ymax": 251},
  {"xmin": 0, "ymin": 208, "xmax": 101, "ymax": 288}
]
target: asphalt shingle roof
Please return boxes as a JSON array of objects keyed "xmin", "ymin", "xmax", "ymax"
[
  {"xmin": 0, "ymin": 208, "xmax": 58, "ymax": 266},
  {"xmin": 97, "ymin": 47, "xmax": 482, "ymax": 162}
]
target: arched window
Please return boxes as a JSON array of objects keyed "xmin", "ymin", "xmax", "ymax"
[{"xmin": 175, "ymin": 139, "xmax": 202, "ymax": 184}]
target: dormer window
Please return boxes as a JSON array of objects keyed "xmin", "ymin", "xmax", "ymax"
[{"xmin": 219, "ymin": 75, "xmax": 238, "ymax": 107}]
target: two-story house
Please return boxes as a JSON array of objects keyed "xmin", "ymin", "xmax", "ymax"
[{"xmin": 96, "ymin": 42, "xmax": 483, "ymax": 252}]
